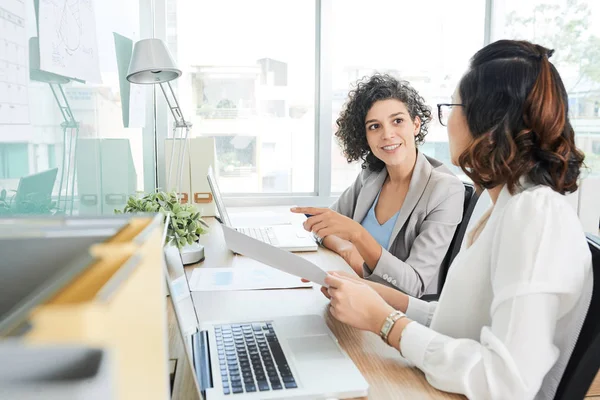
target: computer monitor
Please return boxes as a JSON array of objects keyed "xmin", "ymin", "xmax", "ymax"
[
  {"xmin": 162, "ymin": 214, "xmax": 203, "ymax": 399},
  {"xmin": 12, "ymin": 168, "xmax": 58, "ymax": 214}
]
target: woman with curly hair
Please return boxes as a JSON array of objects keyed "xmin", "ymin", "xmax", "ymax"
[
  {"xmin": 292, "ymin": 74, "xmax": 465, "ymax": 298},
  {"xmin": 307, "ymin": 40, "xmax": 591, "ymax": 399}
]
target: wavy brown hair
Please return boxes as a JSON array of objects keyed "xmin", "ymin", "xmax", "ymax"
[
  {"xmin": 335, "ymin": 74, "xmax": 432, "ymax": 172},
  {"xmin": 457, "ymin": 40, "xmax": 585, "ymax": 194}
]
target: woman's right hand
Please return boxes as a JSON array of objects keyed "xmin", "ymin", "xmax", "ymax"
[
  {"xmin": 303, "ymin": 269, "xmax": 410, "ymax": 312},
  {"xmin": 302, "ymin": 270, "xmax": 361, "ymax": 300}
]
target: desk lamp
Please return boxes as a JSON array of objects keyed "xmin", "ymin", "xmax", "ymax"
[{"xmin": 126, "ymin": 38, "xmax": 203, "ymax": 264}]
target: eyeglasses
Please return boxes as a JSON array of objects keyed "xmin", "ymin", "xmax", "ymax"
[{"xmin": 437, "ymin": 103, "xmax": 464, "ymax": 127}]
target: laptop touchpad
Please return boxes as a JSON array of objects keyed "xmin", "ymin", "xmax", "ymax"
[{"xmin": 287, "ymin": 335, "xmax": 345, "ymax": 362}]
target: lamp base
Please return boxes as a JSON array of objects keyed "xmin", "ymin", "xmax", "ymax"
[{"xmin": 180, "ymin": 242, "xmax": 205, "ymax": 265}]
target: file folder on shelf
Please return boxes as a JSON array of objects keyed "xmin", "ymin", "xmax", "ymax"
[
  {"xmin": 189, "ymin": 137, "xmax": 217, "ymax": 217},
  {"xmin": 0, "ymin": 214, "xmax": 169, "ymax": 400},
  {"xmin": 0, "ymin": 344, "xmax": 115, "ymax": 400}
]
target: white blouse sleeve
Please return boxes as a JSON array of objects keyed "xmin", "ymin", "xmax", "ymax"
[
  {"xmin": 405, "ymin": 297, "xmax": 437, "ymax": 327},
  {"xmin": 399, "ymin": 189, "xmax": 588, "ymax": 400}
]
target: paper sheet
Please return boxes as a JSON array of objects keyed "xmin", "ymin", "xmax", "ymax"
[
  {"xmin": 113, "ymin": 32, "xmax": 145, "ymax": 128},
  {"xmin": 0, "ymin": 0, "xmax": 30, "ymax": 125},
  {"xmin": 38, "ymin": 0, "xmax": 101, "ymax": 83},
  {"xmin": 221, "ymin": 224, "xmax": 328, "ymax": 286},
  {"xmin": 189, "ymin": 266, "xmax": 312, "ymax": 292}
]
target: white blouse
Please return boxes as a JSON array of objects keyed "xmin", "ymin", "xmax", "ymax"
[{"xmin": 401, "ymin": 184, "xmax": 593, "ymax": 400}]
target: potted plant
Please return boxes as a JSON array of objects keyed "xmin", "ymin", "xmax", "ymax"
[{"xmin": 115, "ymin": 190, "xmax": 208, "ymax": 263}]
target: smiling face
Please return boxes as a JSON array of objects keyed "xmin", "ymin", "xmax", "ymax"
[{"xmin": 364, "ymin": 99, "xmax": 421, "ymax": 167}]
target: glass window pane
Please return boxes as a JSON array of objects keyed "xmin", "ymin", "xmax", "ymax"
[
  {"xmin": 168, "ymin": 0, "xmax": 316, "ymax": 194},
  {"xmin": 0, "ymin": 0, "xmax": 147, "ymax": 216},
  {"xmin": 1, "ymin": 144, "xmax": 29, "ymax": 179},
  {"xmin": 492, "ymin": 0, "xmax": 600, "ymax": 176},
  {"xmin": 330, "ymin": 0, "xmax": 485, "ymax": 192}
]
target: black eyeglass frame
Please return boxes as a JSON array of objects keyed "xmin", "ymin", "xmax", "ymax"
[{"xmin": 437, "ymin": 103, "xmax": 464, "ymax": 127}]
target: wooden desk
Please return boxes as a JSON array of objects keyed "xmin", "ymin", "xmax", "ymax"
[{"xmin": 167, "ymin": 217, "xmax": 461, "ymax": 400}]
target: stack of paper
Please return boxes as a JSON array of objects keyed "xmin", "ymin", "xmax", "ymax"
[{"xmin": 189, "ymin": 266, "xmax": 312, "ymax": 292}]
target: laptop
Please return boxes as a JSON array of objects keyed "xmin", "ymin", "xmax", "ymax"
[
  {"xmin": 206, "ymin": 166, "xmax": 317, "ymax": 252},
  {"xmin": 12, "ymin": 168, "xmax": 58, "ymax": 214},
  {"xmin": 163, "ymin": 247, "xmax": 369, "ymax": 399}
]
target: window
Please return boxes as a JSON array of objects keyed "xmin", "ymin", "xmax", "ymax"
[
  {"xmin": 329, "ymin": 0, "xmax": 485, "ymax": 192},
  {"xmin": 48, "ymin": 144, "xmax": 56, "ymax": 169},
  {"xmin": 492, "ymin": 0, "xmax": 600, "ymax": 176},
  {"xmin": 167, "ymin": 0, "xmax": 316, "ymax": 194},
  {"xmin": 0, "ymin": 0, "xmax": 150, "ymax": 216},
  {"xmin": 0, "ymin": 143, "xmax": 29, "ymax": 179}
]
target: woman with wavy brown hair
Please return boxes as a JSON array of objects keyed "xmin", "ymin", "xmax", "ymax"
[
  {"xmin": 292, "ymin": 75, "xmax": 465, "ymax": 298},
  {"xmin": 305, "ymin": 40, "xmax": 592, "ymax": 399}
]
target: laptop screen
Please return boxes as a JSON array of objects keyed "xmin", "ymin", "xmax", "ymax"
[
  {"xmin": 164, "ymin": 274, "xmax": 203, "ymax": 400},
  {"xmin": 162, "ymin": 217, "xmax": 203, "ymax": 399},
  {"xmin": 206, "ymin": 166, "xmax": 232, "ymax": 227},
  {"xmin": 13, "ymin": 168, "xmax": 58, "ymax": 213}
]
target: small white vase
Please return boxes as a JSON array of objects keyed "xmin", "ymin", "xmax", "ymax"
[{"xmin": 179, "ymin": 242, "xmax": 205, "ymax": 265}]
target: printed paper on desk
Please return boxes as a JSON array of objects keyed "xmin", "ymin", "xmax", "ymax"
[
  {"xmin": 221, "ymin": 224, "xmax": 328, "ymax": 287},
  {"xmin": 188, "ymin": 266, "xmax": 313, "ymax": 292}
]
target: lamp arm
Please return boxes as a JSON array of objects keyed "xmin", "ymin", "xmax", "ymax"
[
  {"xmin": 49, "ymin": 83, "xmax": 78, "ymax": 129},
  {"xmin": 159, "ymin": 81, "xmax": 192, "ymax": 129}
]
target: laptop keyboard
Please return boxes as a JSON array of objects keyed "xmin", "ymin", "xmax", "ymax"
[
  {"xmin": 237, "ymin": 227, "xmax": 279, "ymax": 246},
  {"xmin": 215, "ymin": 322, "xmax": 297, "ymax": 395}
]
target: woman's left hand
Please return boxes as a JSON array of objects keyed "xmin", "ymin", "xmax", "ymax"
[
  {"xmin": 324, "ymin": 272, "xmax": 394, "ymax": 333},
  {"xmin": 291, "ymin": 207, "xmax": 364, "ymax": 242}
]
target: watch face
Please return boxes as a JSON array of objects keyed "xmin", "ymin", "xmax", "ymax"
[{"xmin": 382, "ymin": 320, "xmax": 392, "ymax": 333}]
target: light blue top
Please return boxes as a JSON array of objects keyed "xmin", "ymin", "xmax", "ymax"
[{"xmin": 360, "ymin": 190, "xmax": 400, "ymax": 249}]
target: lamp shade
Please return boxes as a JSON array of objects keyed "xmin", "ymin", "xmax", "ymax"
[{"xmin": 126, "ymin": 38, "xmax": 181, "ymax": 84}]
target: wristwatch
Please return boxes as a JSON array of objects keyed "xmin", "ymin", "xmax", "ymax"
[
  {"xmin": 312, "ymin": 232, "xmax": 324, "ymax": 246},
  {"xmin": 379, "ymin": 310, "xmax": 406, "ymax": 344}
]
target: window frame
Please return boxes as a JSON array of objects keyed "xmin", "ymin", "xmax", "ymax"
[{"xmin": 150, "ymin": 0, "xmax": 494, "ymax": 207}]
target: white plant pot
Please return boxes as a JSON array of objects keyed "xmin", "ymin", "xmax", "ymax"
[{"xmin": 179, "ymin": 242, "xmax": 205, "ymax": 265}]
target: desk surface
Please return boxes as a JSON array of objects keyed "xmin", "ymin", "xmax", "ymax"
[{"xmin": 177, "ymin": 217, "xmax": 463, "ymax": 400}]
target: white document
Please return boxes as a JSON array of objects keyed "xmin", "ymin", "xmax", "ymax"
[
  {"xmin": 38, "ymin": 0, "xmax": 102, "ymax": 83},
  {"xmin": 188, "ymin": 266, "xmax": 312, "ymax": 292},
  {"xmin": 221, "ymin": 224, "xmax": 328, "ymax": 286},
  {"xmin": 0, "ymin": 0, "xmax": 30, "ymax": 125}
]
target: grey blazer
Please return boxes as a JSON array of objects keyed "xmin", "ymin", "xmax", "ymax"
[{"xmin": 331, "ymin": 151, "xmax": 464, "ymax": 297}]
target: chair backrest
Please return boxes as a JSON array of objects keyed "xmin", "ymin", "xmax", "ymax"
[
  {"xmin": 554, "ymin": 234, "xmax": 600, "ymax": 400},
  {"xmin": 436, "ymin": 182, "xmax": 479, "ymax": 293}
]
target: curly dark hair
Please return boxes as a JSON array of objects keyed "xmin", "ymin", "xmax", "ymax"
[
  {"xmin": 458, "ymin": 40, "xmax": 585, "ymax": 195},
  {"xmin": 335, "ymin": 74, "xmax": 432, "ymax": 172}
]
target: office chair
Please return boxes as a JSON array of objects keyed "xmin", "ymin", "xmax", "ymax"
[
  {"xmin": 421, "ymin": 182, "xmax": 479, "ymax": 301},
  {"xmin": 553, "ymin": 234, "xmax": 600, "ymax": 400}
]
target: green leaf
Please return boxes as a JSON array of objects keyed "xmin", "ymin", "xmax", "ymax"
[{"xmin": 117, "ymin": 189, "xmax": 207, "ymax": 246}]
